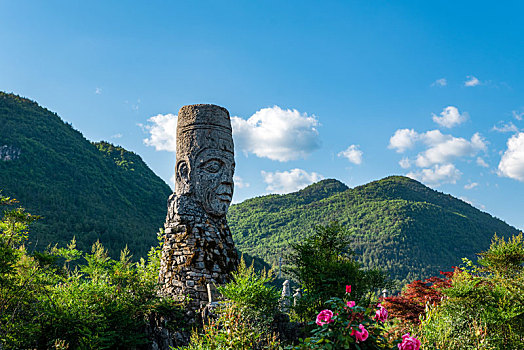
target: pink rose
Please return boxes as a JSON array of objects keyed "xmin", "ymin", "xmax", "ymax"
[
  {"xmin": 316, "ymin": 309, "xmax": 334, "ymax": 326},
  {"xmin": 351, "ymin": 324, "xmax": 369, "ymax": 343},
  {"xmin": 375, "ymin": 304, "xmax": 388, "ymax": 322},
  {"xmin": 347, "ymin": 301, "xmax": 356, "ymax": 308},
  {"xmin": 398, "ymin": 333, "xmax": 421, "ymax": 350},
  {"xmin": 346, "ymin": 285, "xmax": 352, "ymax": 293}
]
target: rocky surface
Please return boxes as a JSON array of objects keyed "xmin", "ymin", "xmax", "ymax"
[{"xmin": 0, "ymin": 145, "xmax": 20, "ymax": 161}]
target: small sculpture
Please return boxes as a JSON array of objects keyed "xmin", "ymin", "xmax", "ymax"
[{"xmin": 280, "ymin": 280, "xmax": 291, "ymax": 313}]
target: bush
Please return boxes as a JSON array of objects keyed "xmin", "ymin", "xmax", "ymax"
[
  {"xmin": 217, "ymin": 256, "xmax": 280, "ymax": 324},
  {"xmin": 285, "ymin": 222, "xmax": 392, "ymax": 322},
  {"xmin": 179, "ymin": 257, "xmax": 282, "ymax": 349},
  {"xmin": 0, "ymin": 194, "xmax": 44, "ymax": 348},
  {"xmin": 418, "ymin": 234, "xmax": 524, "ymax": 349},
  {"xmin": 380, "ymin": 270, "xmax": 453, "ymax": 338},
  {"xmin": 289, "ymin": 285, "xmax": 413, "ymax": 349},
  {"xmin": 180, "ymin": 303, "xmax": 281, "ymax": 350},
  {"xmin": 0, "ymin": 192, "xmax": 184, "ymax": 349},
  {"xmin": 35, "ymin": 239, "xmax": 182, "ymax": 349}
]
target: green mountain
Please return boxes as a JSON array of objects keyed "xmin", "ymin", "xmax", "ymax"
[
  {"xmin": 0, "ymin": 92, "xmax": 172, "ymax": 257},
  {"xmin": 228, "ymin": 176, "xmax": 520, "ymax": 284}
]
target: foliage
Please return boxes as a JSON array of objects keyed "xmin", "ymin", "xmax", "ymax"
[
  {"xmin": 417, "ymin": 234, "xmax": 524, "ymax": 349},
  {"xmin": 380, "ymin": 270, "xmax": 452, "ymax": 338},
  {"xmin": 177, "ymin": 303, "xmax": 281, "ymax": 350},
  {"xmin": 286, "ymin": 222, "xmax": 391, "ymax": 322},
  {"xmin": 0, "ymin": 92, "xmax": 172, "ymax": 259},
  {"xmin": 289, "ymin": 286, "xmax": 402, "ymax": 349},
  {"xmin": 217, "ymin": 256, "xmax": 281, "ymax": 323},
  {"xmin": 179, "ymin": 257, "xmax": 282, "ymax": 349},
  {"xmin": 0, "ymin": 193, "xmax": 44, "ymax": 347},
  {"xmin": 477, "ymin": 233, "xmax": 524, "ymax": 277},
  {"xmin": 228, "ymin": 176, "xmax": 518, "ymax": 285},
  {"xmin": 0, "ymin": 192, "xmax": 183, "ymax": 349}
]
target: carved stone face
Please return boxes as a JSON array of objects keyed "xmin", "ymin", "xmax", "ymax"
[
  {"xmin": 173, "ymin": 104, "xmax": 235, "ymax": 218},
  {"xmin": 193, "ymin": 148, "xmax": 235, "ymax": 217},
  {"xmin": 176, "ymin": 147, "xmax": 235, "ymax": 218}
]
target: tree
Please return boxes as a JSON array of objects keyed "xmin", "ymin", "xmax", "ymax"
[
  {"xmin": 0, "ymin": 193, "xmax": 44, "ymax": 348},
  {"xmin": 285, "ymin": 222, "xmax": 391, "ymax": 321}
]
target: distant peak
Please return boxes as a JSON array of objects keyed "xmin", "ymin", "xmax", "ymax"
[
  {"xmin": 300, "ymin": 178, "xmax": 348, "ymax": 191},
  {"xmin": 0, "ymin": 91, "xmax": 40, "ymax": 107}
]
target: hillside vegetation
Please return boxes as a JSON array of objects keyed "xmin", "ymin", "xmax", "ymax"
[
  {"xmin": 228, "ymin": 176, "xmax": 519, "ymax": 284},
  {"xmin": 0, "ymin": 92, "xmax": 172, "ymax": 257}
]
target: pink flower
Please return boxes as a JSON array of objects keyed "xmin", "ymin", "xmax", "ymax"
[
  {"xmin": 375, "ymin": 303, "xmax": 388, "ymax": 322},
  {"xmin": 351, "ymin": 324, "xmax": 369, "ymax": 343},
  {"xmin": 347, "ymin": 301, "xmax": 356, "ymax": 307},
  {"xmin": 398, "ymin": 333, "xmax": 421, "ymax": 350},
  {"xmin": 316, "ymin": 309, "xmax": 334, "ymax": 326},
  {"xmin": 346, "ymin": 285, "xmax": 352, "ymax": 294}
]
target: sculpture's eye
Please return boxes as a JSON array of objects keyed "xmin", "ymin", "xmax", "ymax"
[{"xmin": 201, "ymin": 159, "xmax": 222, "ymax": 173}]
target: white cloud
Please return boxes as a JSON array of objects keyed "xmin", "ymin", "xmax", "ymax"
[
  {"xmin": 261, "ymin": 168, "xmax": 324, "ymax": 194},
  {"xmin": 143, "ymin": 113, "xmax": 178, "ymax": 152},
  {"xmin": 460, "ymin": 197, "xmax": 474, "ymax": 205},
  {"xmin": 95, "ymin": 87, "xmax": 102, "ymax": 94},
  {"xmin": 234, "ymin": 175, "xmax": 250, "ymax": 189},
  {"xmin": 464, "ymin": 182, "xmax": 479, "ymax": 190},
  {"xmin": 512, "ymin": 110, "xmax": 523, "ymax": 121},
  {"xmin": 432, "ymin": 106, "xmax": 467, "ymax": 128},
  {"xmin": 459, "ymin": 196, "xmax": 486, "ymax": 210},
  {"xmin": 389, "ymin": 128, "xmax": 487, "ymax": 179},
  {"xmin": 338, "ymin": 145, "xmax": 363, "ymax": 165},
  {"xmin": 464, "ymin": 76, "xmax": 481, "ymax": 87},
  {"xmin": 232, "ymin": 106, "xmax": 320, "ymax": 162},
  {"xmin": 388, "ymin": 129, "xmax": 419, "ymax": 153},
  {"xmin": 492, "ymin": 121, "xmax": 519, "ymax": 133},
  {"xmin": 126, "ymin": 99, "xmax": 141, "ymax": 111},
  {"xmin": 415, "ymin": 131, "xmax": 486, "ymax": 167},
  {"xmin": 399, "ymin": 157, "xmax": 411, "ymax": 169},
  {"xmin": 498, "ymin": 132, "xmax": 524, "ymax": 181},
  {"xmin": 407, "ymin": 163, "xmax": 462, "ymax": 186},
  {"xmin": 390, "ymin": 127, "xmax": 487, "ymax": 186},
  {"xmin": 476, "ymin": 157, "xmax": 489, "ymax": 168},
  {"xmin": 431, "ymin": 78, "xmax": 447, "ymax": 87},
  {"xmin": 132, "ymin": 99, "xmax": 141, "ymax": 111},
  {"xmin": 111, "ymin": 133, "xmax": 123, "ymax": 139}
]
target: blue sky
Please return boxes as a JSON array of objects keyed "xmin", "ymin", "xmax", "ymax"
[{"xmin": 1, "ymin": 1, "xmax": 523, "ymax": 230}]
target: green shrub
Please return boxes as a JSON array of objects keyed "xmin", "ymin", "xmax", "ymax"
[
  {"xmin": 179, "ymin": 303, "xmax": 281, "ymax": 350},
  {"xmin": 0, "ymin": 192, "xmax": 184, "ymax": 349},
  {"xmin": 0, "ymin": 194, "xmax": 45, "ymax": 348},
  {"xmin": 285, "ymin": 222, "xmax": 392, "ymax": 322},
  {"xmin": 217, "ymin": 256, "xmax": 280, "ymax": 324},
  {"xmin": 418, "ymin": 234, "xmax": 524, "ymax": 349},
  {"xmin": 179, "ymin": 257, "xmax": 282, "ymax": 349},
  {"xmin": 36, "ymin": 240, "xmax": 175, "ymax": 349}
]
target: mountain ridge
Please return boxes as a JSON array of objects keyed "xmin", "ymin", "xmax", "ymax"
[
  {"xmin": 0, "ymin": 91, "xmax": 172, "ymax": 257},
  {"xmin": 228, "ymin": 175, "xmax": 519, "ymax": 284}
]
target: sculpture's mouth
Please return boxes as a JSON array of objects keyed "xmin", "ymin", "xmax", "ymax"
[{"xmin": 218, "ymin": 193, "xmax": 232, "ymax": 202}]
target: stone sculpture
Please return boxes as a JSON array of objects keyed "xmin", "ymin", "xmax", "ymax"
[
  {"xmin": 158, "ymin": 104, "xmax": 239, "ymax": 314},
  {"xmin": 280, "ymin": 280, "xmax": 291, "ymax": 313}
]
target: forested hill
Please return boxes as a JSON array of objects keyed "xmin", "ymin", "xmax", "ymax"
[
  {"xmin": 228, "ymin": 176, "xmax": 520, "ymax": 284},
  {"xmin": 0, "ymin": 92, "xmax": 172, "ymax": 257}
]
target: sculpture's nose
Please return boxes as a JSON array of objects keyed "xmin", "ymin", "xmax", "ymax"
[{"xmin": 221, "ymin": 167, "xmax": 234, "ymax": 185}]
